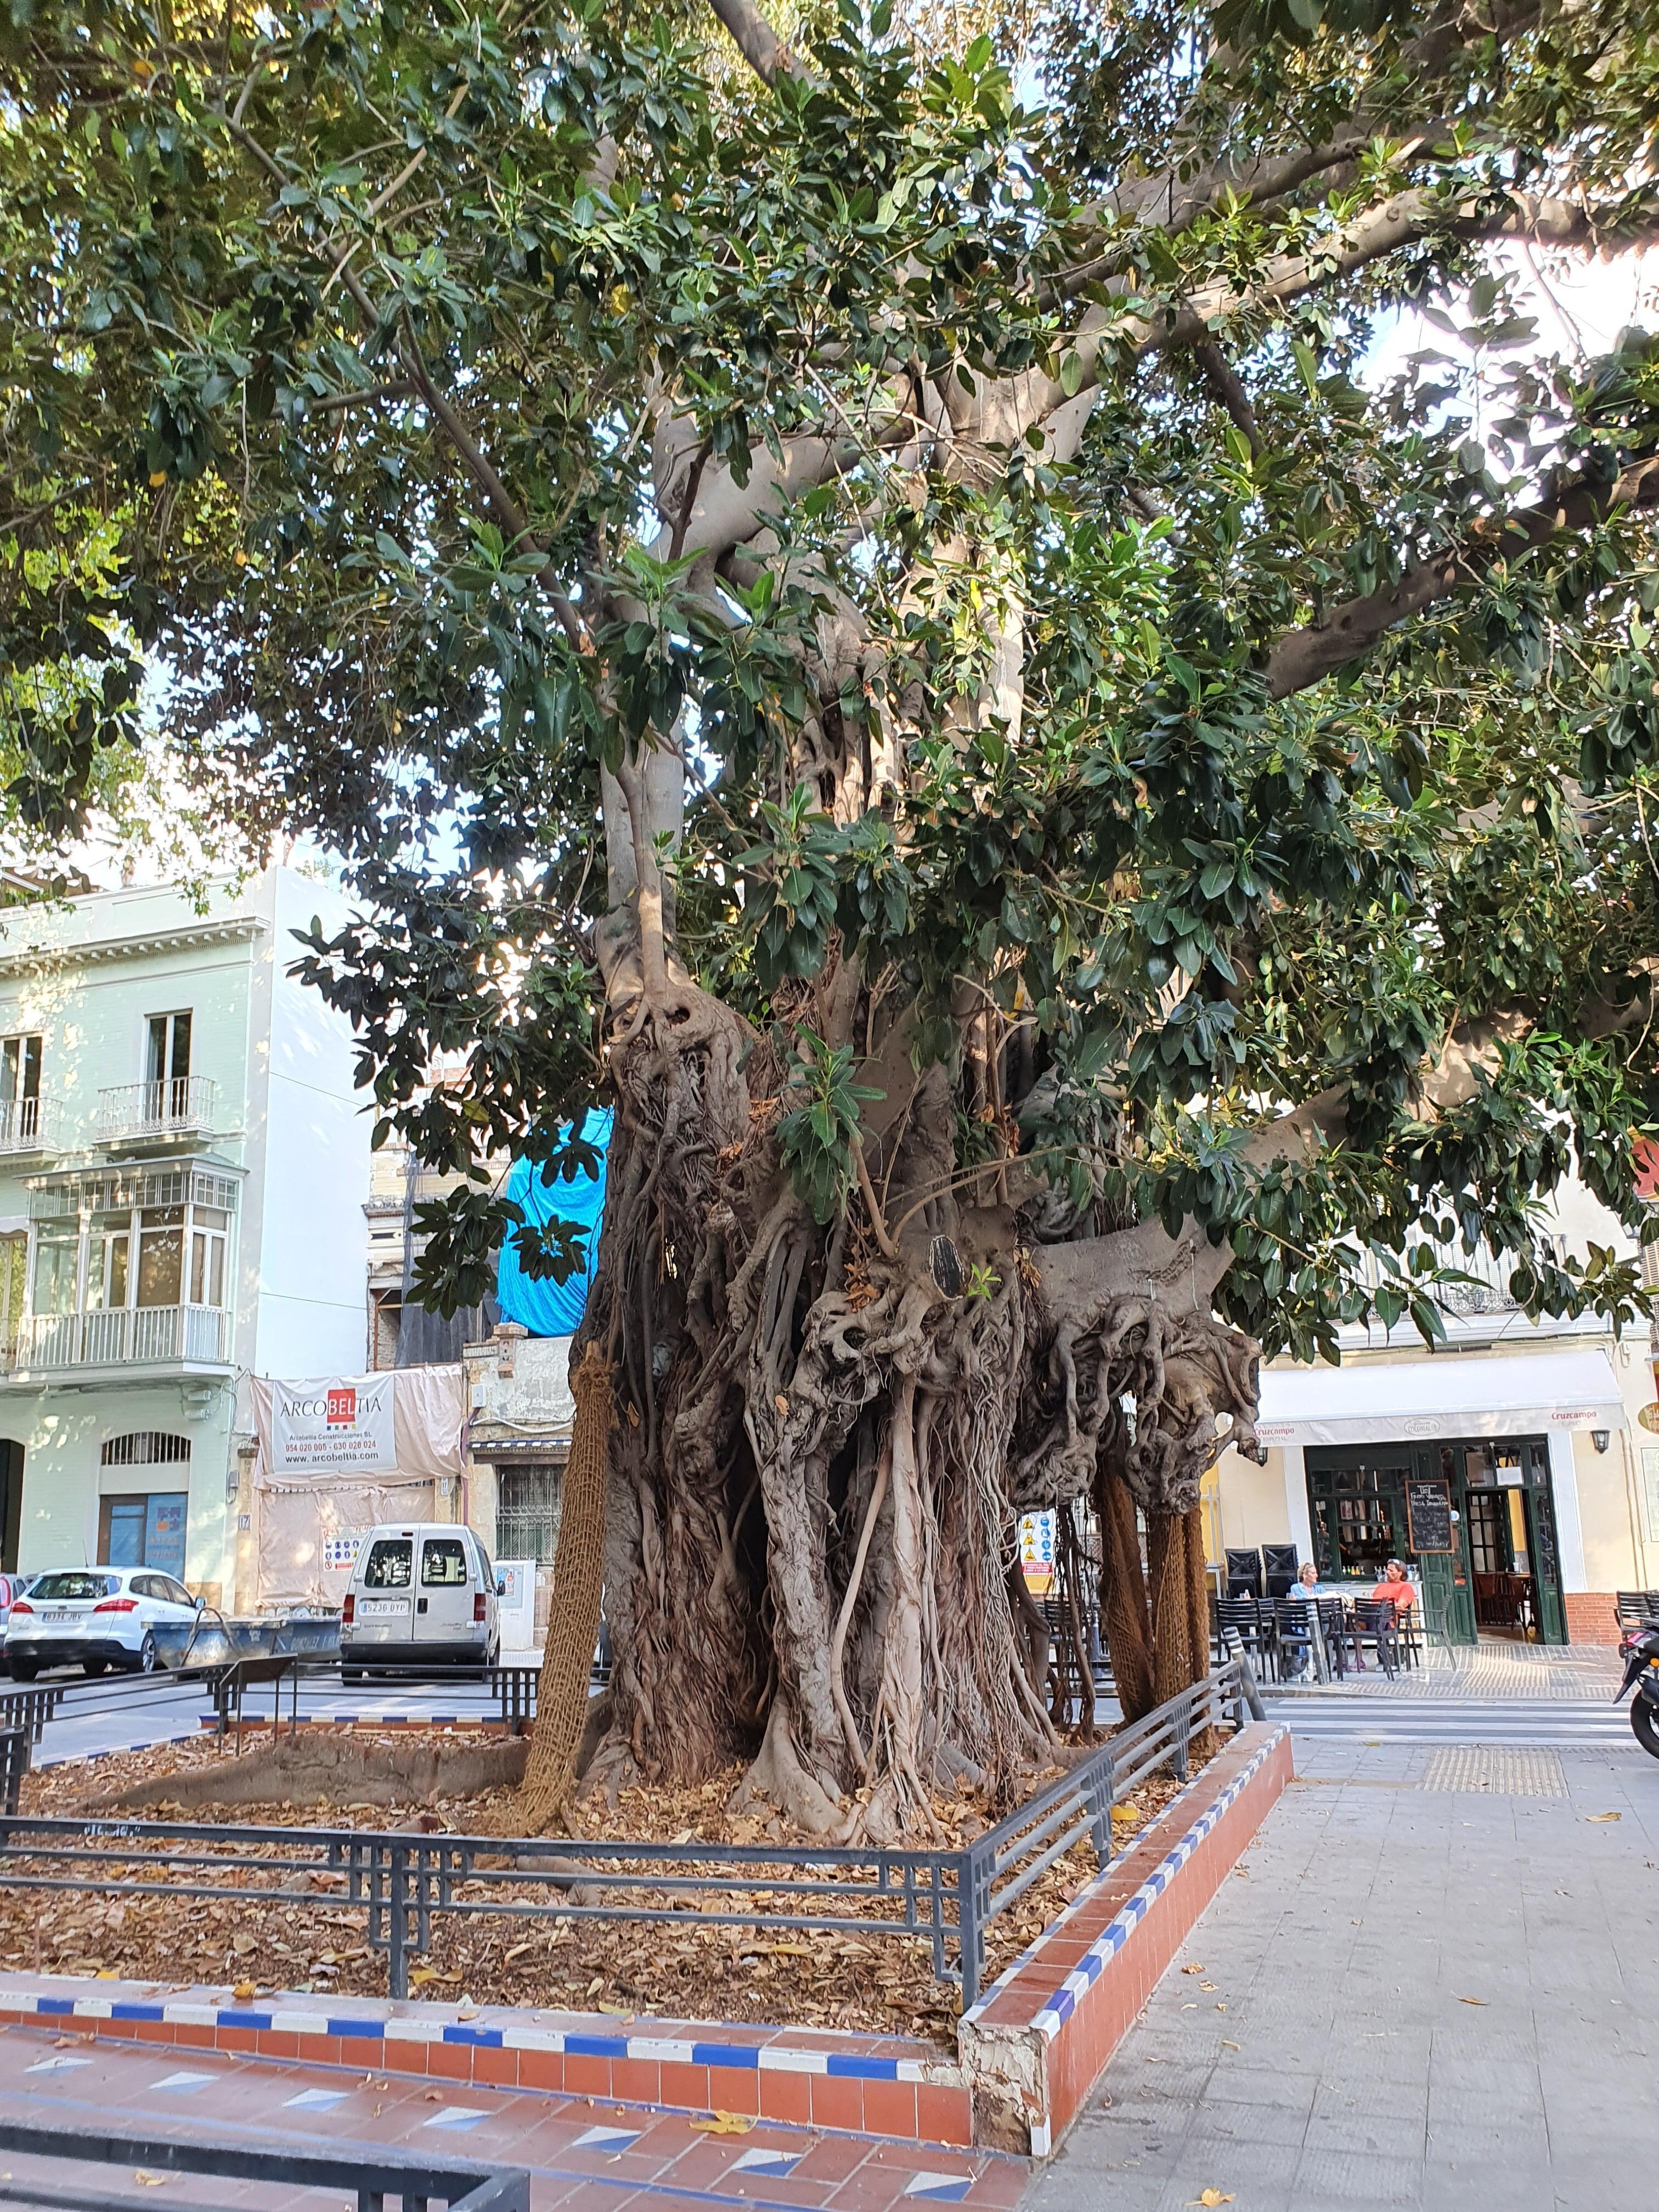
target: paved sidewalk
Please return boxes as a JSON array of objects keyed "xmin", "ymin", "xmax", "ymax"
[
  {"xmin": 1024, "ymin": 1732, "xmax": 1658, "ymax": 2210},
  {"xmin": 1266, "ymin": 1638, "xmax": 1624, "ymax": 1700},
  {"xmin": 1, "ymin": 2019, "xmax": 1024, "ymax": 2210}
]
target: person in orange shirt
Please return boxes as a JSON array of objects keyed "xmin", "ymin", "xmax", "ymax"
[{"xmin": 1371, "ymin": 1559, "xmax": 1415, "ymax": 1611}]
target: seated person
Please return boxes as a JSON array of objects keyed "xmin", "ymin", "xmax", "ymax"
[
  {"xmin": 1371, "ymin": 1559, "xmax": 1416, "ymax": 1612},
  {"xmin": 1291, "ymin": 1561, "xmax": 1325, "ymax": 1605}
]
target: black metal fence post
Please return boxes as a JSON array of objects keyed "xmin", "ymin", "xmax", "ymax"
[
  {"xmin": 1082, "ymin": 1746, "xmax": 1114, "ymax": 1864},
  {"xmin": 957, "ymin": 1843, "xmax": 984, "ymax": 2012},
  {"xmin": 387, "ymin": 1841, "xmax": 410, "ymax": 2000},
  {"xmin": 1170, "ymin": 1691, "xmax": 1192, "ymax": 1783},
  {"xmin": 0, "ymin": 1728, "xmax": 26, "ymax": 1815}
]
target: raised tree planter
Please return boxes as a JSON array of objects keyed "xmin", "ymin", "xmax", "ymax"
[{"xmin": 0, "ymin": 1720, "xmax": 1289, "ymax": 2157}]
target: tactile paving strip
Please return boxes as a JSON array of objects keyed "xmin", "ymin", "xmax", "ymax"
[{"xmin": 1419, "ymin": 1746, "xmax": 1567, "ymax": 1796}]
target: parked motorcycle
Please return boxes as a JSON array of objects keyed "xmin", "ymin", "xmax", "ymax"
[{"xmin": 1616, "ymin": 1616, "xmax": 1659, "ymax": 1758}]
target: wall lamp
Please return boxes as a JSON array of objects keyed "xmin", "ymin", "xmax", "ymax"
[{"xmin": 1592, "ymin": 1429, "xmax": 1611, "ymax": 1455}]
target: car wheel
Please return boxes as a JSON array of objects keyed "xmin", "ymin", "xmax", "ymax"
[
  {"xmin": 9, "ymin": 1661, "xmax": 36, "ymax": 1682},
  {"xmin": 1631, "ymin": 1695, "xmax": 1659, "ymax": 1760},
  {"xmin": 82, "ymin": 1657, "xmax": 108, "ymax": 1677},
  {"xmin": 342, "ymin": 1667, "xmax": 364, "ymax": 1685},
  {"xmin": 136, "ymin": 1630, "xmax": 158, "ymax": 1674}
]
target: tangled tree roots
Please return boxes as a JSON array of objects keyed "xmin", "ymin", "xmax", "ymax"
[{"xmin": 571, "ymin": 990, "xmax": 1261, "ymax": 1840}]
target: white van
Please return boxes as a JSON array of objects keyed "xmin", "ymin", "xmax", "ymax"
[{"xmin": 339, "ymin": 1523, "xmax": 501, "ymax": 1680}]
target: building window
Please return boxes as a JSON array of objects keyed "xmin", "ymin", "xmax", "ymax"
[
  {"xmin": 0, "ymin": 1235, "xmax": 24, "ymax": 1359},
  {"xmin": 101, "ymin": 1433, "xmax": 191, "ymax": 1468},
  {"xmin": 32, "ymin": 1222, "xmax": 79, "ymax": 1316},
  {"xmin": 137, "ymin": 1205, "xmax": 184, "ymax": 1306},
  {"xmin": 98, "ymin": 1491, "xmax": 188, "ymax": 1577},
  {"xmin": 496, "ymin": 1461, "xmax": 564, "ymax": 1561},
  {"xmin": 1, "ymin": 1034, "xmax": 42, "ymax": 1142},
  {"xmin": 146, "ymin": 1010, "xmax": 192, "ymax": 1095},
  {"xmin": 370, "ymin": 1290, "xmax": 402, "ymax": 1370}
]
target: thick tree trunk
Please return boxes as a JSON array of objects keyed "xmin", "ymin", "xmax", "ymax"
[
  {"xmin": 518, "ymin": 1344, "xmax": 612, "ymax": 1830},
  {"xmin": 1096, "ymin": 1442, "xmax": 1156, "ymax": 1723}
]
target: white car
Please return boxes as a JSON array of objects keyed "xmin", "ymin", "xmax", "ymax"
[
  {"xmin": 4, "ymin": 1566, "xmax": 202, "ymax": 1679},
  {"xmin": 340, "ymin": 1522, "xmax": 501, "ymax": 1680}
]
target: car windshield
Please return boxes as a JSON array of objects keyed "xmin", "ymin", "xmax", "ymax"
[
  {"xmin": 363, "ymin": 1539, "xmax": 413, "ymax": 1589},
  {"xmin": 31, "ymin": 1572, "xmax": 119, "ymax": 1602}
]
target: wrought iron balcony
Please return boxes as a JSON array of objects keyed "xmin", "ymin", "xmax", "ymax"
[
  {"xmin": 95, "ymin": 1075, "xmax": 218, "ymax": 1144},
  {"xmin": 10, "ymin": 1302, "xmax": 230, "ymax": 1373},
  {"xmin": 0, "ymin": 1096, "xmax": 59, "ymax": 1155}
]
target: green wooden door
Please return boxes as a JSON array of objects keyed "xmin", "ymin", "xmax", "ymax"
[
  {"xmin": 1413, "ymin": 1447, "xmax": 1476, "ymax": 1645},
  {"xmin": 1525, "ymin": 1441, "xmax": 1567, "ymax": 1644}
]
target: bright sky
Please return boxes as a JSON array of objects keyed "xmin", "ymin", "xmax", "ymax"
[{"xmin": 1367, "ymin": 242, "xmax": 1659, "ymax": 387}]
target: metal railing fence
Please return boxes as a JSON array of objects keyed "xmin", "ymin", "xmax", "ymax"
[
  {"xmin": 0, "ymin": 2117, "xmax": 528, "ymax": 2212},
  {"xmin": 95, "ymin": 1076, "xmax": 218, "ymax": 1142},
  {"xmin": 0, "ymin": 1662, "xmax": 1256, "ymax": 2008},
  {"xmin": 208, "ymin": 1657, "xmax": 549, "ymax": 1745},
  {"xmin": 13, "ymin": 1304, "xmax": 229, "ymax": 1370}
]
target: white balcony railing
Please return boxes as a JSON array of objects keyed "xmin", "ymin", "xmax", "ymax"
[
  {"xmin": 0, "ymin": 1096, "xmax": 59, "ymax": 1154},
  {"xmin": 12, "ymin": 1304, "xmax": 230, "ymax": 1371},
  {"xmin": 96, "ymin": 1076, "xmax": 218, "ymax": 1144},
  {"xmin": 1348, "ymin": 1235, "xmax": 1572, "ymax": 1329}
]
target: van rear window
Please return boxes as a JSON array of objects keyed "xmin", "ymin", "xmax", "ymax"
[
  {"xmin": 421, "ymin": 1538, "xmax": 469, "ymax": 1587},
  {"xmin": 363, "ymin": 1539, "xmax": 413, "ymax": 1589}
]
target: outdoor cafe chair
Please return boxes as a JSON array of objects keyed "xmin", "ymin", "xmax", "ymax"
[
  {"xmin": 1314, "ymin": 1596, "xmax": 1349, "ymax": 1679},
  {"xmin": 1225, "ymin": 1547, "xmax": 1264, "ymax": 1600},
  {"xmin": 1348, "ymin": 1598, "xmax": 1401, "ymax": 1679},
  {"xmin": 1270, "ymin": 1598, "xmax": 1316, "ymax": 1679},
  {"xmin": 1616, "ymin": 1591, "xmax": 1659, "ymax": 1628},
  {"xmin": 1217, "ymin": 1593, "xmax": 1276, "ymax": 1679},
  {"xmin": 1261, "ymin": 1542, "xmax": 1300, "ymax": 1599}
]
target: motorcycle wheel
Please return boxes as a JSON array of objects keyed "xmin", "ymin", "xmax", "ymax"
[{"xmin": 1630, "ymin": 1696, "xmax": 1659, "ymax": 1759}]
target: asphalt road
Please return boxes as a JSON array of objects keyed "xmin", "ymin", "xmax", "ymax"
[{"xmin": 9, "ymin": 1656, "xmax": 549, "ymax": 1768}]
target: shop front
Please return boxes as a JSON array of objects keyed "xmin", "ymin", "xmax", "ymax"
[
  {"xmin": 1254, "ymin": 1347, "xmax": 1629, "ymax": 1647},
  {"xmin": 1304, "ymin": 1436, "xmax": 1562, "ymax": 1644}
]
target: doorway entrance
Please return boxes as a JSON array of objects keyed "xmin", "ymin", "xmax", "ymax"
[{"xmin": 1305, "ymin": 1432, "xmax": 1567, "ymax": 1645}]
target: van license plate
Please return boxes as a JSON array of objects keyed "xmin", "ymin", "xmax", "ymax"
[{"xmin": 363, "ymin": 1599, "xmax": 409, "ymax": 1618}]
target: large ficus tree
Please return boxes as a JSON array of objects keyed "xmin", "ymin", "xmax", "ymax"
[{"xmin": 7, "ymin": 0, "xmax": 1659, "ymax": 1835}]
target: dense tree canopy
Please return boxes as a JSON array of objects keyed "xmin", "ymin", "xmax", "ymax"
[{"xmin": 7, "ymin": 0, "xmax": 1659, "ymax": 1831}]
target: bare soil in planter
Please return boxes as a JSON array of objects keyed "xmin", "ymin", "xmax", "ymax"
[{"xmin": 3, "ymin": 1725, "xmax": 1205, "ymax": 2045}]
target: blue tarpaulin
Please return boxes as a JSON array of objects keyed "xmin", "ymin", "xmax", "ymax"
[{"xmin": 495, "ymin": 1109, "xmax": 611, "ymax": 1336}]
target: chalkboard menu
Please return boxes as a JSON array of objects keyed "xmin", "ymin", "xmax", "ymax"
[{"xmin": 1406, "ymin": 1476, "xmax": 1453, "ymax": 1554}]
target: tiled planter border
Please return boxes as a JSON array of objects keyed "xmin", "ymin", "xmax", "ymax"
[
  {"xmin": 961, "ymin": 1721, "xmax": 1291, "ymax": 2154},
  {"xmin": 0, "ymin": 1721, "xmax": 1289, "ymax": 2157}
]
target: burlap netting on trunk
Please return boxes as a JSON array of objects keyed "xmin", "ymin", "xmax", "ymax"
[{"xmin": 246, "ymin": 1367, "xmax": 466, "ymax": 1611}]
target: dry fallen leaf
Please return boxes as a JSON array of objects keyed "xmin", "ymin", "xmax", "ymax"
[
  {"xmin": 233, "ymin": 1982, "xmax": 256, "ymax": 2002},
  {"xmin": 1585, "ymin": 1812, "xmax": 1622, "ymax": 1824},
  {"xmin": 690, "ymin": 2113, "xmax": 754, "ymax": 2136},
  {"xmin": 1458, "ymin": 1997, "xmax": 1487, "ymax": 2007},
  {"xmin": 1221, "ymin": 2040, "xmax": 1240, "ymax": 2051},
  {"xmin": 1181, "ymin": 1965, "xmax": 1205, "ymax": 1976},
  {"xmin": 1192, "ymin": 2193, "xmax": 1234, "ymax": 2207},
  {"xmin": 585, "ymin": 1976, "xmax": 605, "ymax": 1999},
  {"xmin": 133, "ymin": 2174, "xmax": 170, "ymax": 2190}
]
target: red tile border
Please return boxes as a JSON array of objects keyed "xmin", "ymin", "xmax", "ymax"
[{"xmin": 959, "ymin": 1722, "xmax": 1290, "ymax": 2159}]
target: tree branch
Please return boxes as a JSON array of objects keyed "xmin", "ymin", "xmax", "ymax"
[
  {"xmin": 1265, "ymin": 454, "xmax": 1659, "ymax": 699},
  {"xmin": 1190, "ymin": 336, "xmax": 1262, "ymax": 458},
  {"xmin": 706, "ymin": 0, "xmax": 797, "ymax": 85}
]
